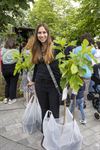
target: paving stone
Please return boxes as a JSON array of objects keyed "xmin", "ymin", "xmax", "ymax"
[
  {"xmin": 0, "ymin": 127, "xmax": 6, "ymax": 134},
  {"xmin": 81, "ymin": 129, "xmax": 94, "ymax": 137},
  {"xmin": 83, "ymin": 135, "xmax": 99, "ymax": 146},
  {"xmin": 0, "ymin": 136, "xmax": 35, "ymax": 150},
  {"xmin": 84, "ymin": 143, "xmax": 100, "ymax": 150}
]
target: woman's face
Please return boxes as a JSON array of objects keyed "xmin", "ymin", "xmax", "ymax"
[{"xmin": 37, "ymin": 26, "xmax": 48, "ymax": 44}]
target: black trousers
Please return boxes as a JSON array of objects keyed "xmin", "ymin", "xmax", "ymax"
[
  {"xmin": 2, "ymin": 63, "xmax": 19, "ymax": 100},
  {"xmin": 35, "ymin": 79, "xmax": 60, "ymax": 121}
]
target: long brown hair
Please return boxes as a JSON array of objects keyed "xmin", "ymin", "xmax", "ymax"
[
  {"xmin": 31, "ymin": 23, "xmax": 54, "ymax": 64},
  {"xmin": 24, "ymin": 35, "xmax": 34, "ymax": 50}
]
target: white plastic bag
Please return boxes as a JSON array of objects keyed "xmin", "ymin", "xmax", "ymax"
[
  {"xmin": 22, "ymin": 94, "xmax": 42, "ymax": 134},
  {"xmin": 43, "ymin": 108, "xmax": 83, "ymax": 150},
  {"xmin": 62, "ymin": 87, "xmax": 68, "ymax": 101}
]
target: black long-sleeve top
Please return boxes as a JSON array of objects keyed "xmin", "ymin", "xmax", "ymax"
[{"xmin": 32, "ymin": 50, "xmax": 61, "ymax": 84}]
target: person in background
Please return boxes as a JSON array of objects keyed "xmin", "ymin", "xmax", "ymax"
[
  {"xmin": 29, "ymin": 23, "xmax": 61, "ymax": 121},
  {"xmin": 70, "ymin": 82, "xmax": 86, "ymax": 124},
  {"xmin": 1, "ymin": 35, "xmax": 19, "ymax": 104},
  {"xmin": 95, "ymin": 41, "xmax": 100, "ymax": 63},
  {"xmin": 20, "ymin": 35, "xmax": 34, "ymax": 104},
  {"xmin": 96, "ymin": 41, "xmax": 100, "ymax": 49},
  {"xmin": 88, "ymin": 40, "xmax": 100, "ymax": 94},
  {"xmin": 69, "ymin": 33, "xmax": 96, "ymax": 124}
]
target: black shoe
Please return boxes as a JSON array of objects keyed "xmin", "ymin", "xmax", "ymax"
[{"xmin": 94, "ymin": 112, "xmax": 100, "ymax": 120}]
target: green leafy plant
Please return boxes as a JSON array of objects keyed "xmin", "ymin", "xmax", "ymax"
[
  {"xmin": 13, "ymin": 49, "xmax": 33, "ymax": 75},
  {"xmin": 55, "ymin": 38, "xmax": 96, "ymax": 93}
]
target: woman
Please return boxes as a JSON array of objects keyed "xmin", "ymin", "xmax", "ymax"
[
  {"xmin": 30, "ymin": 23, "xmax": 61, "ymax": 120},
  {"xmin": 1, "ymin": 35, "xmax": 19, "ymax": 104}
]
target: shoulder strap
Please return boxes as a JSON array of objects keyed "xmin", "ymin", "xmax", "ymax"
[{"xmin": 46, "ymin": 64, "xmax": 61, "ymax": 96}]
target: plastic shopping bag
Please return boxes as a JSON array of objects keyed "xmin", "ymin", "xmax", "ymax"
[
  {"xmin": 43, "ymin": 108, "xmax": 83, "ymax": 150},
  {"xmin": 22, "ymin": 94, "xmax": 42, "ymax": 134},
  {"xmin": 62, "ymin": 87, "xmax": 68, "ymax": 101}
]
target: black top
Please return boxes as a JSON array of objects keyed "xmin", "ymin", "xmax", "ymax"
[{"xmin": 32, "ymin": 50, "xmax": 61, "ymax": 84}]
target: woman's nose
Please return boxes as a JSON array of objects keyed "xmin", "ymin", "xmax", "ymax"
[{"xmin": 40, "ymin": 33, "xmax": 44, "ymax": 37}]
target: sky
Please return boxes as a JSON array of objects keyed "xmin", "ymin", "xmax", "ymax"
[
  {"xmin": 29, "ymin": 1, "xmax": 80, "ymax": 10},
  {"xmin": 71, "ymin": 0, "xmax": 80, "ymax": 7}
]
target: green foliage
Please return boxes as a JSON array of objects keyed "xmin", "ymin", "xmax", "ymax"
[
  {"xmin": 1, "ymin": 0, "xmax": 99, "ymax": 41},
  {"xmin": 73, "ymin": 0, "xmax": 100, "ymax": 37},
  {"xmin": 55, "ymin": 39, "xmax": 96, "ymax": 93},
  {"xmin": 28, "ymin": 0, "xmax": 60, "ymax": 36},
  {"xmin": 28, "ymin": 0, "xmax": 98, "ymax": 41},
  {"xmin": 13, "ymin": 50, "xmax": 33, "ymax": 75},
  {"xmin": 0, "ymin": 0, "xmax": 31, "ymax": 32},
  {"xmin": 0, "ymin": 24, "xmax": 16, "ymax": 40}
]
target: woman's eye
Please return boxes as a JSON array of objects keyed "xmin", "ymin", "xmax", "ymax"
[
  {"xmin": 38, "ymin": 32, "xmax": 41, "ymax": 34},
  {"xmin": 38, "ymin": 31, "xmax": 46, "ymax": 34}
]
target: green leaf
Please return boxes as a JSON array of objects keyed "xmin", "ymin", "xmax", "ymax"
[
  {"xmin": 71, "ymin": 64, "xmax": 78, "ymax": 74},
  {"xmin": 68, "ymin": 40, "xmax": 77, "ymax": 46},
  {"xmin": 60, "ymin": 77, "xmax": 68, "ymax": 89},
  {"xmin": 83, "ymin": 39, "xmax": 89, "ymax": 47},
  {"xmin": 56, "ymin": 52, "xmax": 65, "ymax": 59}
]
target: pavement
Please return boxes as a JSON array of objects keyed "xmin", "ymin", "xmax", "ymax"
[{"xmin": 0, "ymin": 87, "xmax": 100, "ymax": 150}]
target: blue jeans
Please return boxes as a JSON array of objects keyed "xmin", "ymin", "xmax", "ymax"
[{"xmin": 70, "ymin": 97, "xmax": 86, "ymax": 120}]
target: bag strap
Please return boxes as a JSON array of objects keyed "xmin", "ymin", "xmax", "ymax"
[{"xmin": 46, "ymin": 64, "xmax": 61, "ymax": 96}]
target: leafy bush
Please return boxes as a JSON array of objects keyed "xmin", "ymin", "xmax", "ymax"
[{"xmin": 13, "ymin": 49, "xmax": 33, "ymax": 75}]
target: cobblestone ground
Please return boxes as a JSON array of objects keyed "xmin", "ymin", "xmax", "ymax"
[{"xmin": 0, "ymin": 81, "xmax": 100, "ymax": 150}]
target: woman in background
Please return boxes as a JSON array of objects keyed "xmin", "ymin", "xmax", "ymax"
[{"xmin": 1, "ymin": 35, "xmax": 19, "ymax": 104}]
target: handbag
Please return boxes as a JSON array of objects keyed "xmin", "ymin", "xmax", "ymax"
[
  {"xmin": 42, "ymin": 103, "xmax": 83, "ymax": 150},
  {"xmin": 22, "ymin": 93, "xmax": 42, "ymax": 134}
]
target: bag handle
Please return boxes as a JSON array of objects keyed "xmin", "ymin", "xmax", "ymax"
[
  {"xmin": 72, "ymin": 95, "xmax": 76, "ymax": 121},
  {"xmin": 43, "ymin": 110, "xmax": 53, "ymax": 121},
  {"xmin": 28, "ymin": 95, "xmax": 34, "ymax": 103},
  {"xmin": 63, "ymin": 100, "xmax": 67, "ymax": 124}
]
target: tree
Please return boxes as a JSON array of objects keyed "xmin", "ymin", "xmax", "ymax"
[
  {"xmin": 28, "ymin": 0, "xmax": 99, "ymax": 41},
  {"xmin": 28, "ymin": 0, "xmax": 80, "ymax": 40},
  {"xmin": 0, "ymin": 0, "xmax": 33, "ymax": 31},
  {"xmin": 28, "ymin": 0, "xmax": 60, "ymax": 36},
  {"xmin": 73, "ymin": 0, "xmax": 100, "ymax": 37}
]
